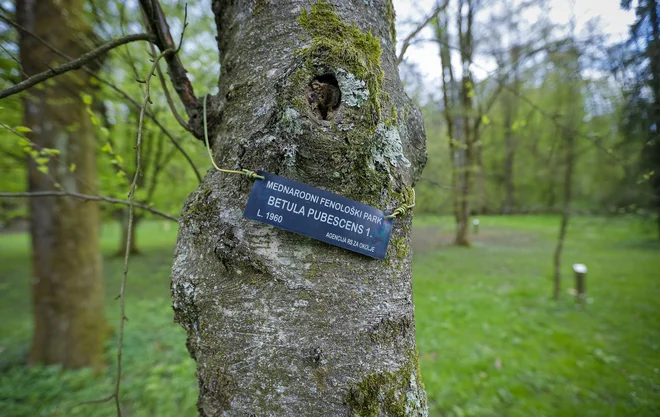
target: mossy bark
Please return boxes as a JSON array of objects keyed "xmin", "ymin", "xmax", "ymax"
[
  {"xmin": 17, "ymin": 0, "xmax": 108, "ymax": 370},
  {"xmin": 172, "ymin": 0, "xmax": 427, "ymax": 414}
]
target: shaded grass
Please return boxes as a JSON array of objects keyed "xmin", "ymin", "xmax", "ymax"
[
  {"xmin": 0, "ymin": 221, "xmax": 197, "ymax": 417},
  {"xmin": 0, "ymin": 216, "xmax": 658, "ymax": 416}
]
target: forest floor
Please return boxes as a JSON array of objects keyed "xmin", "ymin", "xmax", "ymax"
[{"xmin": 0, "ymin": 215, "xmax": 658, "ymax": 416}]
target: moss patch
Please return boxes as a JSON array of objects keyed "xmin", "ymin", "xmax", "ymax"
[
  {"xmin": 297, "ymin": 0, "xmax": 385, "ymax": 124},
  {"xmin": 346, "ymin": 349, "xmax": 428, "ymax": 416},
  {"xmin": 386, "ymin": 0, "xmax": 396, "ymax": 44}
]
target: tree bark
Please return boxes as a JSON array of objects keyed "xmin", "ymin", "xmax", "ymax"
[
  {"xmin": 171, "ymin": 0, "xmax": 428, "ymax": 415},
  {"xmin": 17, "ymin": 0, "xmax": 108, "ymax": 369}
]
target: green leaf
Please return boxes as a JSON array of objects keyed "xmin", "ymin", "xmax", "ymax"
[
  {"xmin": 35, "ymin": 157, "xmax": 50, "ymax": 166},
  {"xmin": 81, "ymin": 93, "xmax": 93, "ymax": 106},
  {"xmin": 40, "ymin": 148, "xmax": 60, "ymax": 156},
  {"xmin": 481, "ymin": 115, "xmax": 490, "ymax": 125},
  {"xmin": 14, "ymin": 126, "xmax": 32, "ymax": 133},
  {"xmin": 69, "ymin": 163, "xmax": 76, "ymax": 173},
  {"xmin": 101, "ymin": 143, "xmax": 112, "ymax": 153},
  {"xmin": 37, "ymin": 165, "xmax": 48, "ymax": 174}
]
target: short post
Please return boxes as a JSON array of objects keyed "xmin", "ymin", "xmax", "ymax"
[
  {"xmin": 472, "ymin": 218, "xmax": 480, "ymax": 235},
  {"xmin": 573, "ymin": 264, "xmax": 587, "ymax": 306}
]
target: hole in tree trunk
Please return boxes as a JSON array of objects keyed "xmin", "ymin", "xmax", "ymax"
[{"xmin": 306, "ymin": 74, "xmax": 341, "ymax": 120}]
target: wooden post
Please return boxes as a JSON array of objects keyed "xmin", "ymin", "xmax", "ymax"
[
  {"xmin": 472, "ymin": 218, "xmax": 480, "ymax": 235},
  {"xmin": 573, "ymin": 264, "xmax": 587, "ymax": 306}
]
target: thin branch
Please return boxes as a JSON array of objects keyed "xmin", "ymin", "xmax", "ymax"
[
  {"xmin": 148, "ymin": 39, "xmax": 190, "ymax": 131},
  {"xmin": 0, "ymin": 43, "xmax": 27, "ymax": 78},
  {"xmin": 138, "ymin": 1, "xmax": 198, "ymax": 117},
  {"xmin": 0, "ymin": 191, "xmax": 178, "ymax": 222},
  {"xmin": 93, "ymin": 75, "xmax": 202, "ymax": 182},
  {"xmin": 397, "ymin": 0, "xmax": 449, "ymax": 65},
  {"xmin": 113, "ymin": 47, "xmax": 173, "ymax": 417},
  {"xmin": 0, "ymin": 33, "xmax": 156, "ymax": 99},
  {"xmin": 0, "ymin": 14, "xmax": 202, "ymax": 183}
]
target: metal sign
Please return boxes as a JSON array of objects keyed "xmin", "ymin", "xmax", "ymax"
[{"xmin": 243, "ymin": 171, "xmax": 393, "ymax": 259}]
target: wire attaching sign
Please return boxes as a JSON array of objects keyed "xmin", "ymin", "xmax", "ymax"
[{"xmin": 243, "ymin": 171, "xmax": 393, "ymax": 259}]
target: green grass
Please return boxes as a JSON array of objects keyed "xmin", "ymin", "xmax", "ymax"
[
  {"xmin": 0, "ymin": 221, "xmax": 197, "ymax": 417},
  {"xmin": 413, "ymin": 215, "xmax": 660, "ymax": 417},
  {"xmin": 0, "ymin": 216, "xmax": 658, "ymax": 416}
]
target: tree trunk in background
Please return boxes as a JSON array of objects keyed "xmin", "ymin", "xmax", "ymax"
[
  {"xmin": 475, "ymin": 142, "xmax": 486, "ymax": 214},
  {"xmin": 116, "ymin": 210, "xmax": 140, "ymax": 256},
  {"xmin": 552, "ymin": 46, "xmax": 580, "ymax": 300},
  {"xmin": 553, "ymin": 128, "xmax": 574, "ymax": 300},
  {"xmin": 171, "ymin": 0, "xmax": 428, "ymax": 414},
  {"xmin": 454, "ymin": 0, "xmax": 476, "ymax": 247},
  {"xmin": 648, "ymin": 0, "xmax": 660, "ymax": 238},
  {"xmin": 436, "ymin": 13, "xmax": 461, "ymax": 231},
  {"xmin": 17, "ymin": 0, "xmax": 107, "ymax": 369},
  {"xmin": 503, "ymin": 46, "xmax": 521, "ymax": 215}
]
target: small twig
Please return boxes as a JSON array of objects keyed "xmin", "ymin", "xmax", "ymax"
[
  {"xmin": 0, "ymin": 43, "xmax": 27, "ymax": 78},
  {"xmin": 143, "ymin": 11, "xmax": 190, "ymax": 132},
  {"xmin": 0, "ymin": 191, "xmax": 178, "ymax": 222},
  {"xmin": 138, "ymin": 0, "xmax": 198, "ymax": 116},
  {"xmin": 0, "ymin": 33, "xmax": 156, "ymax": 99},
  {"xmin": 113, "ymin": 48, "xmax": 173, "ymax": 417},
  {"xmin": 397, "ymin": 0, "xmax": 449, "ymax": 64}
]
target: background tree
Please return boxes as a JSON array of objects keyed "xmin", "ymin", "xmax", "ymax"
[
  {"xmin": 16, "ymin": 0, "xmax": 108, "ymax": 369},
  {"xmin": 619, "ymin": 0, "xmax": 660, "ymax": 237}
]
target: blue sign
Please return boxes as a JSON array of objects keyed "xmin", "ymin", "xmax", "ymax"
[{"xmin": 243, "ymin": 171, "xmax": 393, "ymax": 259}]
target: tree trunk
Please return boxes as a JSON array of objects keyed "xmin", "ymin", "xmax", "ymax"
[
  {"xmin": 553, "ymin": 129, "xmax": 574, "ymax": 300},
  {"xmin": 436, "ymin": 13, "xmax": 461, "ymax": 230},
  {"xmin": 17, "ymin": 0, "xmax": 107, "ymax": 369},
  {"xmin": 502, "ymin": 46, "xmax": 521, "ymax": 216},
  {"xmin": 648, "ymin": 0, "xmax": 660, "ymax": 239},
  {"xmin": 454, "ymin": 0, "xmax": 476, "ymax": 247},
  {"xmin": 171, "ymin": 1, "xmax": 428, "ymax": 415}
]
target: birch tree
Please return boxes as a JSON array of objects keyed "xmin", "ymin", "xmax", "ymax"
[{"xmin": 168, "ymin": 0, "xmax": 429, "ymax": 414}]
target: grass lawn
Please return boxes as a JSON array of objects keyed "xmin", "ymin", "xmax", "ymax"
[{"xmin": 0, "ymin": 215, "xmax": 658, "ymax": 416}]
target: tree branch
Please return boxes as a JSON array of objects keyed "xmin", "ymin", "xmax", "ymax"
[
  {"xmin": 0, "ymin": 33, "xmax": 156, "ymax": 99},
  {"xmin": 397, "ymin": 0, "xmax": 449, "ymax": 65},
  {"xmin": 138, "ymin": 0, "xmax": 199, "ymax": 118},
  {"xmin": 0, "ymin": 14, "xmax": 202, "ymax": 183},
  {"xmin": 148, "ymin": 38, "xmax": 190, "ymax": 132},
  {"xmin": 113, "ymin": 48, "xmax": 173, "ymax": 417},
  {"xmin": 0, "ymin": 191, "xmax": 178, "ymax": 222}
]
